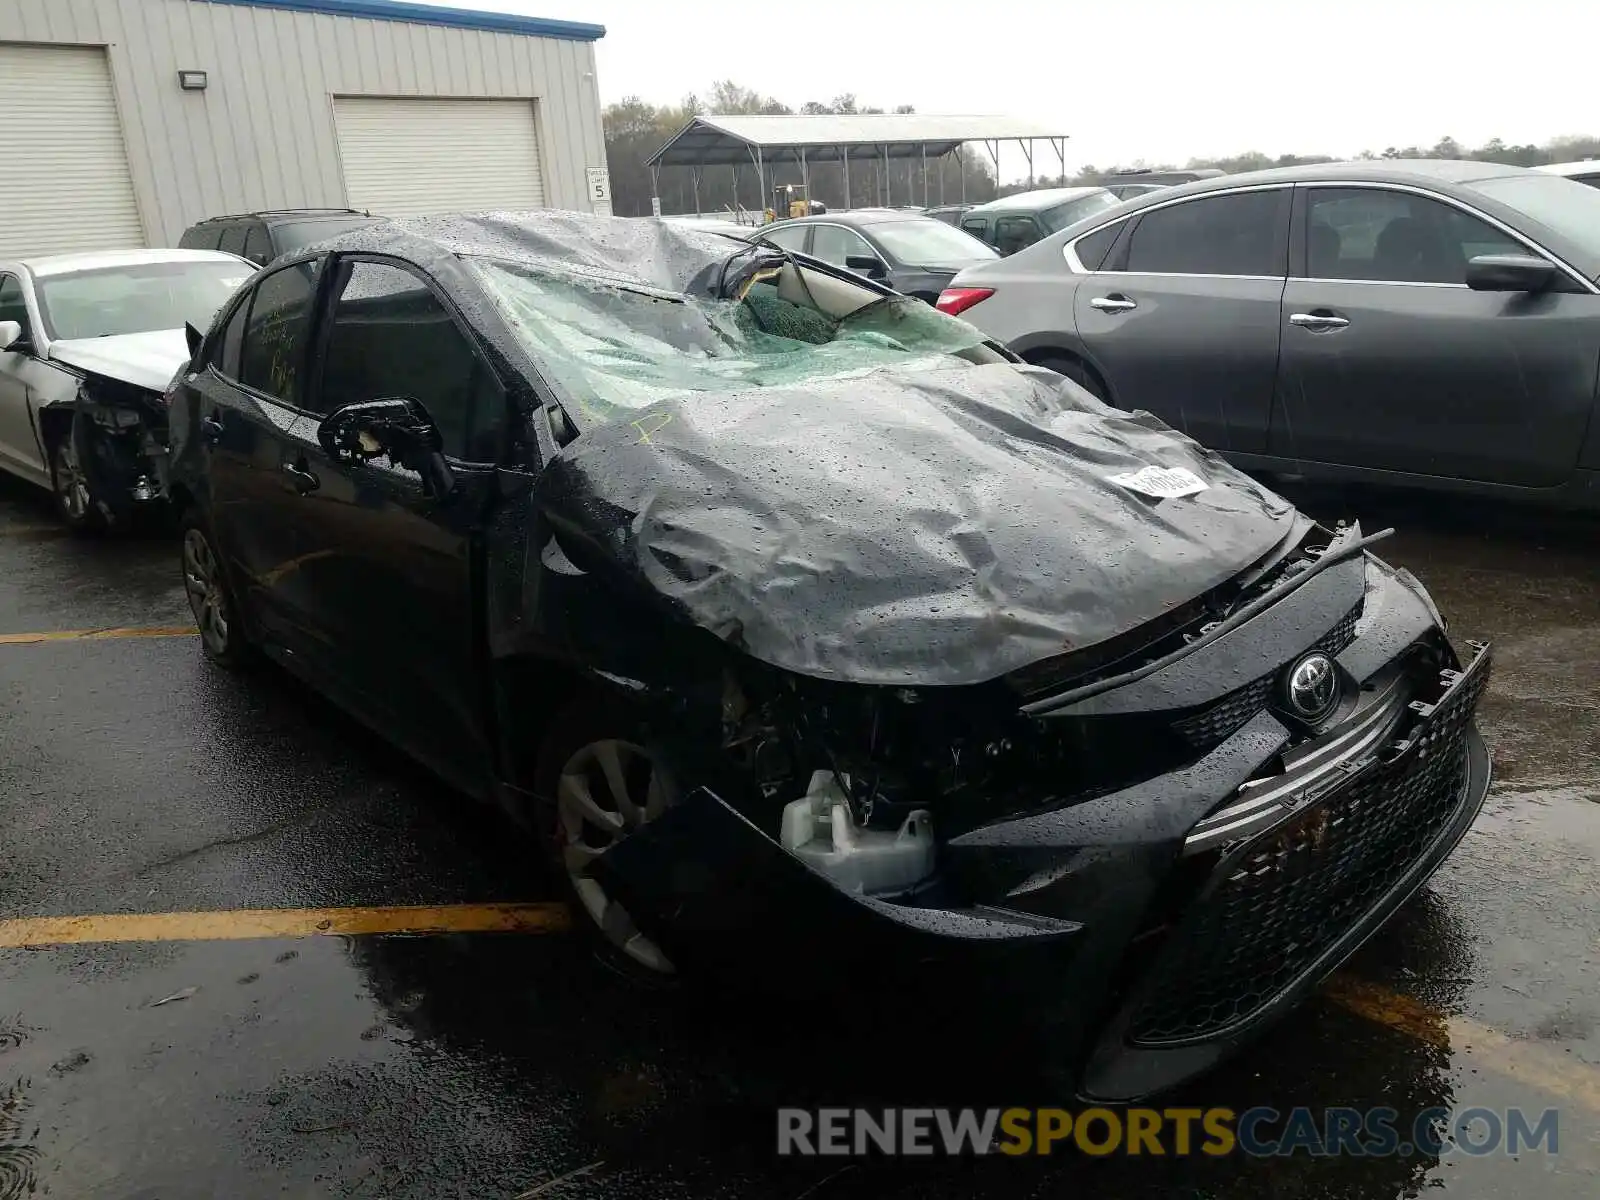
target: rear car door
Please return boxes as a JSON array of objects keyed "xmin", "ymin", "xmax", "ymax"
[
  {"xmin": 185, "ymin": 258, "xmax": 327, "ymax": 649},
  {"xmin": 281, "ymin": 255, "xmax": 507, "ymax": 788},
  {"xmin": 1072, "ymin": 187, "xmax": 1290, "ymax": 451},
  {"xmin": 1274, "ymin": 184, "xmax": 1600, "ymax": 486}
]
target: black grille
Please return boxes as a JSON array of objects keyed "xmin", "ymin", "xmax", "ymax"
[
  {"xmin": 1128, "ymin": 655, "xmax": 1487, "ymax": 1045},
  {"xmin": 1171, "ymin": 605, "xmax": 1363, "ymax": 751}
]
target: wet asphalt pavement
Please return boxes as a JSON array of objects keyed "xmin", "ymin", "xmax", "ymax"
[{"xmin": 0, "ymin": 472, "xmax": 1597, "ymax": 1199}]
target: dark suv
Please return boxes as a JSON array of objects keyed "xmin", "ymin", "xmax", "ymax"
[{"xmin": 178, "ymin": 209, "xmax": 384, "ymax": 267}]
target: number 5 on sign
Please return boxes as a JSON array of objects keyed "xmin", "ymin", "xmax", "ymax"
[{"xmin": 587, "ymin": 167, "xmax": 612, "ymax": 214}]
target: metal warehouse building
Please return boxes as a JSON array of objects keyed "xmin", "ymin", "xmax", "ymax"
[{"xmin": 0, "ymin": 0, "xmax": 610, "ymax": 258}]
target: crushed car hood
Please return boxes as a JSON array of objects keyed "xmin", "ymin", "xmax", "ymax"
[
  {"xmin": 537, "ymin": 361, "xmax": 1299, "ymax": 686},
  {"xmin": 50, "ymin": 329, "xmax": 189, "ymax": 393}
]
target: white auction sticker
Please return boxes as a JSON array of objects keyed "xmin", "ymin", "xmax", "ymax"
[{"xmin": 1108, "ymin": 465, "xmax": 1209, "ymax": 499}]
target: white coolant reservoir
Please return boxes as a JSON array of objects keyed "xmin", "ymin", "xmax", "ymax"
[{"xmin": 778, "ymin": 770, "xmax": 935, "ymax": 896}]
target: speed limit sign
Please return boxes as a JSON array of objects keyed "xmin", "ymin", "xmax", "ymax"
[{"xmin": 587, "ymin": 167, "xmax": 613, "ymax": 213}]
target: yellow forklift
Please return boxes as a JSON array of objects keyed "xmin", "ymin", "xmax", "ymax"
[{"xmin": 765, "ymin": 183, "xmax": 827, "ymax": 223}]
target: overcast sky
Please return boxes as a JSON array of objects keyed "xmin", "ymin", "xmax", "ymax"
[{"xmin": 400, "ymin": 0, "xmax": 1597, "ymax": 177}]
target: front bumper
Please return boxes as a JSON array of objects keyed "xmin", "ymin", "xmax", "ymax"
[{"xmin": 594, "ymin": 560, "xmax": 1492, "ymax": 1101}]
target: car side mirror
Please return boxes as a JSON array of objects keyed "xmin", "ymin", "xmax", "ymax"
[
  {"xmin": 844, "ymin": 254, "xmax": 887, "ymax": 280},
  {"xmin": 0, "ymin": 320, "xmax": 22, "ymax": 351},
  {"xmin": 317, "ymin": 396, "xmax": 456, "ymax": 498},
  {"xmin": 1466, "ymin": 253, "xmax": 1557, "ymax": 293}
]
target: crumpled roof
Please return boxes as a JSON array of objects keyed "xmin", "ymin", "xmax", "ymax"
[{"xmin": 308, "ymin": 209, "xmax": 756, "ymax": 297}]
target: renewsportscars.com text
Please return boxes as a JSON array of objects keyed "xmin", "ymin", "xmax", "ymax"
[{"xmin": 776, "ymin": 1106, "xmax": 1559, "ymax": 1158}]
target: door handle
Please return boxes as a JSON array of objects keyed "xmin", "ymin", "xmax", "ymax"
[
  {"xmin": 282, "ymin": 459, "xmax": 320, "ymax": 495},
  {"xmin": 1289, "ymin": 312, "xmax": 1350, "ymax": 331},
  {"xmin": 201, "ymin": 413, "xmax": 225, "ymax": 444},
  {"xmin": 1090, "ymin": 295, "xmax": 1138, "ymax": 313}
]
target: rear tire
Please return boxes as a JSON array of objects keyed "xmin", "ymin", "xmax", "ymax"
[
  {"xmin": 1032, "ymin": 353, "xmax": 1108, "ymax": 401},
  {"xmin": 178, "ymin": 506, "xmax": 253, "ymax": 669},
  {"xmin": 533, "ymin": 701, "xmax": 680, "ymax": 983}
]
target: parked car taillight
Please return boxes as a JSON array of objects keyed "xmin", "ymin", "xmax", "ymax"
[{"xmin": 935, "ymin": 287, "xmax": 994, "ymax": 317}]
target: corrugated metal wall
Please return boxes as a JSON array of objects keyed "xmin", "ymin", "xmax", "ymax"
[{"xmin": 0, "ymin": 0, "xmax": 606, "ymax": 245}]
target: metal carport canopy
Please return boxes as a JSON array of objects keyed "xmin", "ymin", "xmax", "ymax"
[
  {"xmin": 647, "ymin": 113, "xmax": 1068, "ymax": 167},
  {"xmin": 646, "ymin": 113, "xmax": 1068, "ymax": 216}
]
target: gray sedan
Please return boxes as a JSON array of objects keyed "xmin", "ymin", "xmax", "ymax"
[{"xmin": 941, "ymin": 160, "xmax": 1600, "ymax": 506}]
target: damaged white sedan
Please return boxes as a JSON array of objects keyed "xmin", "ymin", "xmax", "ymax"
[{"xmin": 0, "ymin": 249, "xmax": 253, "ymax": 530}]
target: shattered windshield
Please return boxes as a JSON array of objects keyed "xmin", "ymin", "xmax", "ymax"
[{"xmin": 469, "ymin": 257, "xmax": 990, "ymax": 425}]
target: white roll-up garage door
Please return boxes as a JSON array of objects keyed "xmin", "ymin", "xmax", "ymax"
[
  {"xmin": 0, "ymin": 43, "xmax": 145, "ymax": 258},
  {"xmin": 333, "ymin": 97, "xmax": 547, "ymax": 217}
]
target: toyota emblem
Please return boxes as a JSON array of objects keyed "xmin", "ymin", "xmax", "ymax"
[{"xmin": 1282, "ymin": 652, "xmax": 1340, "ymax": 723}]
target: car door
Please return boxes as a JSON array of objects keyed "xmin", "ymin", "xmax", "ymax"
[
  {"xmin": 278, "ymin": 254, "xmax": 507, "ymax": 789},
  {"xmin": 185, "ymin": 257, "xmax": 328, "ymax": 649},
  {"xmin": 1273, "ymin": 184, "xmax": 1600, "ymax": 486},
  {"xmin": 0, "ymin": 272, "xmax": 76, "ymax": 487},
  {"xmin": 1072, "ymin": 186, "xmax": 1291, "ymax": 452}
]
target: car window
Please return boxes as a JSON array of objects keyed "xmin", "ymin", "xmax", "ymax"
[
  {"xmin": 0, "ymin": 274, "xmax": 30, "ymax": 342},
  {"xmin": 238, "ymin": 260, "xmax": 320, "ymax": 405},
  {"xmin": 810, "ymin": 225, "xmax": 874, "ymax": 266},
  {"xmin": 208, "ymin": 293, "xmax": 250, "ymax": 378},
  {"xmin": 178, "ymin": 225, "xmax": 220, "ymax": 251},
  {"xmin": 242, "ymin": 224, "xmax": 271, "ymax": 266},
  {"xmin": 961, "ymin": 217, "xmax": 988, "ymax": 242},
  {"xmin": 870, "ymin": 220, "xmax": 997, "ymax": 265},
  {"xmin": 1123, "ymin": 190, "xmax": 1285, "ymax": 277},
  {"xmin": 1041, "ymin": 191, "xmax": 1121, "ymax": 233},
  {"xmin": 1072, "ymin": 221, "xmax": 1125, "ymax": 271},
  {"xmin": 315, "ymin": 260, "xmax": 500, "ymax": 461},
  {"xmin": 217, "ymin": 224, "xmax": 249, "ymax": 257},
  {"xmin": 760, "ymin": 225, "xmax": 810, "ymax": 253},
  {"xmin": 993, "ymin": 216, "xmax": 1041, "ymax": 256},
  {"xmin": 1306, "ymin": 188, "xmax": 1527, "ymax": 285}
]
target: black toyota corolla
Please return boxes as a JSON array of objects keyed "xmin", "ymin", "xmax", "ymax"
[{"xmin": 165, "ymin": 212, "xmax": 1490, "ymax": 1101}]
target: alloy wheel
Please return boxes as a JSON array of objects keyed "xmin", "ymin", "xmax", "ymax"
[
  {"xmin": 53, "ymin": 436, "xmax": 90, "ymax": 522},
  {"xmin": 555, "ymin": 738, "xmax": 676, "ymax": 975},
  {"xmin": 181, "ymin": 527, "xmax": 232, "ymax": 657}
]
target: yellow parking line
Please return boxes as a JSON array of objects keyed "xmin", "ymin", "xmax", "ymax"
[
  {"xmin": 0, "ymin": 625, "xmax": 196, "ymax": 645},
  {"xmin": 0, "ymin": 902, "xmax": 570, "ymax": 947},
  {"xmin": 1326, "ymin": 975, "xmax": 1600, "ymax": 1112},
  {"xmin": 0, "ymin": 901, "xmax": 1590, "ymax": 1110}
]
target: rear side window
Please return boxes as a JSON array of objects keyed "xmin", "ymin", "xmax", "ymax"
[
  {"xmin": 217, "ymin": 224, "xmax": 249, "ymax": 257},
  {"xmin": 1123, "ymin": 190, "xmax": 1286, "ymax": 277},
  {"xmin": 238, "ymin": 261, "xmax": 320, "ymax": 405},
  {"xmin": 242, "ymin": 224, "xmax": 271, "ymax": 266},
  {"xmin": 179, "ymin": 224, "xmax": 221, "ymax": 251},
  {"xmin": 1072, "ymin": 221, "xmax": 1125, "ymax": 271},
  {"xmin": 760, "ymin": 225, "xmax": 809, "ymax": 253},
  {"xmin": 961, "ymin": 217, "xmax": 988, "ymax": 242},
  {"xmin": 993, "ymin": 216, "xmax": 1040, "ymax": 256}
]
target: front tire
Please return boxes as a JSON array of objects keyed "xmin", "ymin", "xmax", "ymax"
[
  {"xmin": 48, "ymin": 416, "xmax": 105, "ymax": 533},
  {"xmin": 179, "ymin": 508, "xmax": 252, "ymax": 668},
  {"xmin": 533, "ymin": 703, "xmax": 679, "ymax": 980}
]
